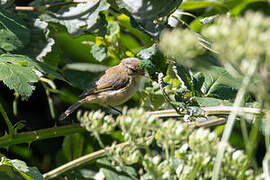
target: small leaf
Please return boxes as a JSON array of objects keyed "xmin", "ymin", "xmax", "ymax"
[
  {"xmin": 0, "ymin": 8, "xmax": 30, "ymax": 51},
  {"xmin": 90, "ymin": 44, "xmax": 107, "ymax": 62}
]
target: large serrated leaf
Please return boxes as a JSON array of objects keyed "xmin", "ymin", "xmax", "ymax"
[
  {"xmin": 0, "ymin": 54, "xmax": 67, "ymax": 99},
  {"xmin": 0, "ymin": 8, "xmax": 30, "ymax": 52},
  {"xmin": 0, "ymin": 57, "xmax": 39, "ymax": 99}
]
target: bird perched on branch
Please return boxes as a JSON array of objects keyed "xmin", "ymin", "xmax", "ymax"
[{"xmin": 59, "ymin": 58, "xmax": 145, "ymax": 120}]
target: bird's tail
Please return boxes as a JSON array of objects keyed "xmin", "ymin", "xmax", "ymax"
[{"xmin": 59, "ymin": 99, "xmax": 87, "ymax": 120}]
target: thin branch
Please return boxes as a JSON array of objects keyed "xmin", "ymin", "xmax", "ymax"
[
  {"xmin": 212, "ymin": 60, "xmax": 258, "ymax": 180},
  {"xmin": 0, "ymin": 124, "xmax": 85, "ymax": 148},
  {"xmin": 15, "ymin": 0, "xmax": 91, "ymax": 11}
]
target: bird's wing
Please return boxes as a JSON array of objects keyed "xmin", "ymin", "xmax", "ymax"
[{"xmin": 79, "ymin": 66, "xmax": 130, "ymax": 98}]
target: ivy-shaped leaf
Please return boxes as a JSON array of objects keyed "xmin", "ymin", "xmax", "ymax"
[
  {"xmin": 50, "ymin": 0, "xmax": 110, "ymax": 37},
  {"xmin": 113, "ymin": 0, "xmax": 182, "ymax": 38}
]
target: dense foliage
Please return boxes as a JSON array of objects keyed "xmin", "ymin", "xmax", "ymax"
[{"xmin": 0, "ymin": 0, "xmax": 270, "ymax": 179}]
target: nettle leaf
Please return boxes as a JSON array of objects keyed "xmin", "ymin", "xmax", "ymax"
[
  {"xmin": 201, "ymin": 66, "xmax": 241, "ymax": 100},
  {"xmin": 137, "ymin": 44, "xmax": 168, "ymax": 81},
  {"xmin": 0, "ymin": 54, "xmax": 67, "ymax": 99},
  {"xmin": 0, "ymin": 157, "xmax": 43, "ymax": 180},
  {"xmin": 113, "ymin": 0, "xmax": 182, "ymax": 38},
  {"xmin": 0, "ymin": 56, "xmax": 39, "ymax": 99},
  {"xmin": 0, "ymin": 7, "xmax": 30, "ymax": 52},
  {"xmin": 52, "ymin": 0, "xmax": 110, "ymax": 37}
]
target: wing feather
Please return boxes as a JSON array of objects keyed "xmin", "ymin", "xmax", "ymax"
[{"xmin": 79, "ymin": 65, "xmax": 130, "ymax": 98}]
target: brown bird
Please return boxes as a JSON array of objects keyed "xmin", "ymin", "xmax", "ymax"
[{"xmin": 59, "ymin": 58, "xmax": 144, "ymax": 120}]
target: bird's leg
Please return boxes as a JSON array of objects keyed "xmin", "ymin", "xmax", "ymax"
[{"xmin": 108, "ymin": 105, "xmax": 122, "ymax": 114}]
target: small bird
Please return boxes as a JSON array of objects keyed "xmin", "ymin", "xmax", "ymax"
[{"xmin": 59, "ymin": 58, "xmax": 144, "ymax": 120}]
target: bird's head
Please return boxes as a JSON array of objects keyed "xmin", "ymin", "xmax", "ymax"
[{"xmin": 121, "ymin": 58, "xmax": 145, "ymax": 76}]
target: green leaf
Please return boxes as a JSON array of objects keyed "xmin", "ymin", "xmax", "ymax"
[
  {"xmin": 63, "ymin": 133, "xmax": 85, "ymax": 161},
  {"xmin": 97, "ymin": 158, "xmax": 137, "ymax": 180},
  {"xmin": 195, "ymin": 97, "xmax": 233, "ymax": 107},
  {"xmin": 64, "ymin": 63, "xmax": 108, "ymax": 72},
  {"xmin": 90, "ymin": 44, "xmax": 107, "ymax": 62},
  {"xmin": 113, "ymin": 0, "xmax": 182, "ymax": 38},
  {"xmin": 179, "ymin": 1, "xmax": 223, "ymax": 11},
  {"xmin": 0, "ymin": 54, "xmax": 67, "ymax": 99},
  {"xmin": 0, "ymin": 8, "xmax": 30, "ymax": 51},
  {"xmin": 201, "ymin": 66, "xmax": 241, "ymax": 99},
  {"xmin": 137, "ymin": 44, "xmax": 168, "ymax": 80},
  {"xmin": 0, "ymin": 157, "xmax": 43, "ymax": 180},
  {"xmin": 0, "ymin": 55, "xmax": 39, "ymax": 99}
]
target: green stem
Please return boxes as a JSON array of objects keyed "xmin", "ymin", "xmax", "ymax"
[
  {"xmin": 12, "ymin": 92, "xmax": 19, "ymax": 116},
  {"xmin": 211, "ymin": 60, "xmax": 258, "ymax": 180},
  {"xmin": 0, "ymin": 101, "xmax": 15, "ymax": 136},
  {"xmin": 0, "ymin": 124, "xmax": 85, "ymax": 148}
]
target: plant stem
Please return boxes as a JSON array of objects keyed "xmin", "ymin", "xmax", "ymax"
[
  {"xmin": 211, "ymin": 60, "xmax": 258, "ymax": 180},
  {"xmin": 0, "ymin": 101, "xmax": 15, "ymax": 137},
  {"xmin": 0, "ymin": 124, "xmax": 85, "ymax": 148}
]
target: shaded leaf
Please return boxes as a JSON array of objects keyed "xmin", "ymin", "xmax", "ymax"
[
  {"xmin": 137, "ymin": 44, "xmax": 168, "ymax": 81},
  {"xmin": 0, "ymin": 8, "xmax": 30, "ymax": 52},
  {"xmin": 201, "ymin": 66, "xmax": 241, "ymax": 99},
  {"xmin": 0, "ymin": 157, "xmax": 43, "ymax": 180},
  {"xmin": 63, "ymin": 133, "xmax": 84, "ymax": 161},
  {"xmin": 97, "ymin": 158, "xmax": 137, "ymax": 180},
  {"xmin": 113, "ymin": 0, "xmax": 182, "ymax": 38}
]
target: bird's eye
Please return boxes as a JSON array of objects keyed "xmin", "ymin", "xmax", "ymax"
[{"xmin": 130, "ymin": 68, "xmax": 137, "ymax": 73}]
